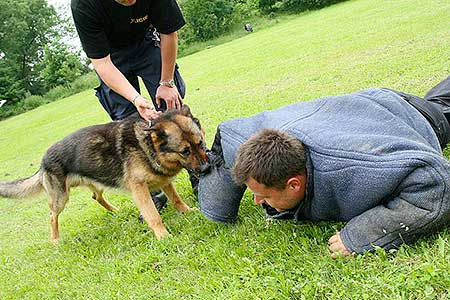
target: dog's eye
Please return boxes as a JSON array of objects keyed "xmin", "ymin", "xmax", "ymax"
[{"xmin": 181, "ymin": 148, "xmax": 191, "ymax": 156}]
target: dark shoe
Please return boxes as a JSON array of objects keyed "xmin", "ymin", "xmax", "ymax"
[
  {"xmin": 151, "ymin": 191, "xmax": 168, "ymax": 211},
  {"xmin": 138, "ymin": 190, "xmax": 168, "ymax": 223}
]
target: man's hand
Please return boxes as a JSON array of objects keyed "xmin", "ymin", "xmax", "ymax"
[
  {"xmin": 134, "ymin": 96, "xmax": 162, "ymax": 120},
  {"xmin": 156, "ymin": 85, "xmax": 182, "ymax": 110},
  {"xmin": 328, "ymin": 232, "xmax": 353, "ymax": 259}
]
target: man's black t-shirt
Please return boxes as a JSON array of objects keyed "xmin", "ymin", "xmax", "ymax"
[{"xmin": 71, "ymin": 0, "xmax": 185, "ymax": 59}]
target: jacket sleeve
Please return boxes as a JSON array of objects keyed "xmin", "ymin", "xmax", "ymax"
[{"xmin": 340, "ymin": 158, "xmax": 450, "ymax": 254}]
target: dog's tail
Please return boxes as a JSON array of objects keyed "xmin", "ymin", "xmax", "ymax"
[{"xmin": 0, "ymin": 170, "xmax": 43, "ymax": 199}]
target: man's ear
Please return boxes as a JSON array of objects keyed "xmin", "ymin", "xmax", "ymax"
[{"xmin": 286, "ymin": 174, "xmax": 306, "ymax": 191}]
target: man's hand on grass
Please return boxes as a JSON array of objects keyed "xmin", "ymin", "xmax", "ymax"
[{"xmin": 328, "ymin": 231, "xmax": 354, "ymax": 259}]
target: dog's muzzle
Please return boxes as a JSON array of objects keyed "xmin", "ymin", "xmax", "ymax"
[
  {"xmin": 197, "ymin": 160, "xmax": 211, "ymax": 175},
  {"xmin": 195, "ymin": 155, "xmax": 211, "ymax": 176},
  {"xmin": 189, "ymin": 152, "xmax": 211, "ymax": 176}
]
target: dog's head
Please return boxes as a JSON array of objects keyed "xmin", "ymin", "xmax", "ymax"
[{"xmin": 145, "ymin": 105, "xmax": 209, "ymax": 175}]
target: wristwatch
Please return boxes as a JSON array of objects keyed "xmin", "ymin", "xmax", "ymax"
[{"xmin": 159, "ymin": 79, "xmax": 175, "ymax": 88}]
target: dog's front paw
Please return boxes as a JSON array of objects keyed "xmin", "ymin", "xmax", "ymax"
[
  {"xmin": 186, "ymin": 206, "xmax": 199, "ymax": 213},
  {"xmin": 174, "ymin": 202, "xmax": 192, "ymax": 213},
  {"xmin": 154, "ymin": 227, "xmax": 170, "ymax": 240}
]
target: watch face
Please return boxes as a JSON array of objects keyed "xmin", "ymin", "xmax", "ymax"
[{"xmin": 160, "ymin": 80, "xmax": 175, "ymax": 88}]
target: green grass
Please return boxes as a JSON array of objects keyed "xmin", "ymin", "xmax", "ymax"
[{"xmin": 1, "ymin": 0, "xmax": 450, "ymax": 298}]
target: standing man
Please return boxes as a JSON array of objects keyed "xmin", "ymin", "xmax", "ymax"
[
  {"xmin": 71, "ymin": 0, "xmax": 187, "ymax": 209},
  {"xmin": 71, "ymin": 0, "xmax": 186, "ymax": 121}
]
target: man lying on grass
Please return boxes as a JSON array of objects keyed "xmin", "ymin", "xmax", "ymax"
[{"xmin": 195, "ymin": 76, "xmax": 450, "ymax": 258}]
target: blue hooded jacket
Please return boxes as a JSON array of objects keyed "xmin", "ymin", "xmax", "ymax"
[{"xmin": 200, "ymin": 88, "xmax": 450, "ymax": 253}]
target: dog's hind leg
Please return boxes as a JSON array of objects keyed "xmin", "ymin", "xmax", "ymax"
[
  {"xmin": 128, "ymin": 181, "xmax": 169, "ymax": 240},
  {"xmin": 161, "ymin": 182, "xmax": 192, "ymax": 213},
  {"xmin": 88, "ymin": 185, "xmax": 118, "ymax": 212},
  {"xmin": 42, "ymin": 172, "xmax": 69, "ymax": 243}
]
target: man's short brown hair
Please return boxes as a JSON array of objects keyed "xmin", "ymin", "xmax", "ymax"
[{"xmin": 232, "ymin": 129, "xmax": 306, "ymax": 189}]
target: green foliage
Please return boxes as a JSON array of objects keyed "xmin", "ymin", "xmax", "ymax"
[
  {"xmin": 180, "ymin": 0, "xmax": 237, "ymax": 42},
  {"xmin": 234, "ymin": 0, "xmax": 260, "ymax": 18},
  {"xmin": 0, "ymin": 63, "xmax": 27, "ymax": 101},
  {"xmin": 258, "ymin": 0, "xmax": 277, "ymax": 12},
  {"xmin": 0, "ymin": 0, "xmax": 58, "ymax": 100},
  {"xmin": 0, "ymin": 0, "xmax": 86, "ymax": 105},
  {"xmin": 39, "ymin": 40, "xmax": 90, "ymax": 90}
]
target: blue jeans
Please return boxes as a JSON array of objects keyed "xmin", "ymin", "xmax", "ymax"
[
  {"xmin": 198, "ymin": 129, "xmax": 246, "ymax": 223},
  {"xmin": 198, "ymin": 160, "xmax": 246, "ymax": 223},
  {"xmin": 95, "ymin": 31, "xmax": 186, "ymax": 120}
]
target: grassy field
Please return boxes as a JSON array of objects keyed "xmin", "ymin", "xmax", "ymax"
[{"xmin": 1, "ymin": 0, "xmax": 450, "ymax": 299}]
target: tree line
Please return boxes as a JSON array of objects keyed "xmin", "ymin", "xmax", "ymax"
[{"xmin": 0, "ymin": 0, "xmax": 89, "ymax": 106}]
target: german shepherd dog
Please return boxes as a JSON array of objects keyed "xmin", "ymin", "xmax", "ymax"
[{"xmin": 0, "ymin": 106, "xmax": 208, "ymax": 242}]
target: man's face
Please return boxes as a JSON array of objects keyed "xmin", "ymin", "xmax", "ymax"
[
  {"xmin": 246, "ymin": 175, "xmax": 306, "ymax": 212},
  {"xmin": 115, "ymin": 0, "xmax": 137, "ymax": 6}
]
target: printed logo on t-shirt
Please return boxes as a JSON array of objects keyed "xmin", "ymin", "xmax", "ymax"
[{"xmin": 130, "ymin": 15, "xmax": 148, "ymax": 24}]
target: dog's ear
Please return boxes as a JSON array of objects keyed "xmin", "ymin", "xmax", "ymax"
[
  {"xmin": 154, "ymin": 128, "xmax": 168, "ymax": 145},
  {"xmin": 180, "ymin": 104, "xmax": 201, "ymax": 129},
  {"xmin": 192, "ymin": 117, "xmax": 202, "ymax": 130},
  {"xmin": 144, "ymin": 123, "xmax": 168, "ymax": 144},
  {"xmin": 180, "ymin": 104, "xmax": 192, "ymax": 117}
]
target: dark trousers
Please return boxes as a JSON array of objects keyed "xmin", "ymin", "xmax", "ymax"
[
  {"xmin": 425, "ymin": 75, "xmax": 450, "ymax": 123},
  {"xmin": 387, "ymin": 75, "xmax": 450, "ymax": 149},
  {"xmin": 95, "ymin": 31, "xmax": 186, "ymax": 121}
]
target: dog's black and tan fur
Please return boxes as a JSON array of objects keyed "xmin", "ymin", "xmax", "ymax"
[{"xmin": 0, "ymin": 106, "xmax": 208, "ymax": 242}]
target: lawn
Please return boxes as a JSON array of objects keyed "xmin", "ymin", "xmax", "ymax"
[{"xmin": 1, "ymin": 0, "xmax": 450, "ymax": 299}]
